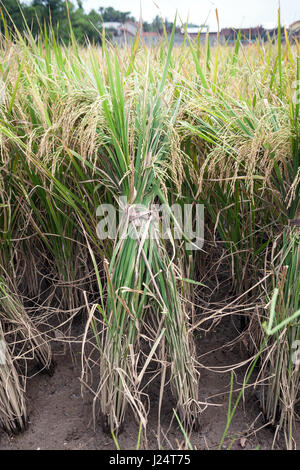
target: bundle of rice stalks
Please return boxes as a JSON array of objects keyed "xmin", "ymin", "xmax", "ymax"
[{"xmin": 80, "ymin": 32, "xmax": 200, "ymax": 435}]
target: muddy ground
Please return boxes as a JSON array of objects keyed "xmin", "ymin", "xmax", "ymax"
[{"xmin": 0, "ymin": 315, "xmax": 299, "ymax": 450}]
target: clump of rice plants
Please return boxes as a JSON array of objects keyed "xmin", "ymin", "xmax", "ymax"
[
  {"xmin": 0, "ymin": 278, "xmax": 52, "ymax": 432},
  {"xmin": 257, "ymin": 227, "xmax": 300, "ymax": 449}
]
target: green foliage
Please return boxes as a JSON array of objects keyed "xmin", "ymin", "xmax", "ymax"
[
  {"xmin": 1, "ymin": 0, "xmax": 104, "ymax": 43},
  {"xmin": 98, "ymin": 6, "xmax": 134, "ymax": 23}
]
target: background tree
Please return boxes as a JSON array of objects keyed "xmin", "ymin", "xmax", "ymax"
[{"xmin": 98, "ymin": 6, "xmax": 134, "ymax": 23}]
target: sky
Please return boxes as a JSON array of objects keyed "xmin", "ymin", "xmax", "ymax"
[{"xmin": 80, "ymin": 0, "xmax": 300, "ymax": 30}]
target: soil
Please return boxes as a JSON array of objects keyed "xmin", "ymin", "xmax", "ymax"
[{"xmin": 0, "ymin": 315, "xmax": 299, "ymax": 451}]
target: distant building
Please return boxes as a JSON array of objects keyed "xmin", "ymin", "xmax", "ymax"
[
  {"xmin": 103, "ymin": 20, "xmax": 300, "ymax": 47},
  {"xmin": 107, "ymin": 22, "xmax": 162, "ymax": 45},
  {"xmin": 178, "ymin": 25, "xmax": 224, "ymax": 45},
  {"xmin": 180, "ymin": 25, "xmax": 209, "ymax": 35},
  {"xmin": 265, "ymin": 26, "xmax": 285, "ymax": 41},
  {"xmin": 290, "ymin": 20, "xmax": 300, "ymax": 32},
  {"xmin": 120, "ymin": 21, "xmax": 138, "ymax": 37},
  {"xmin": 199, "ymin": 31, "xmax": 224, "ymax": 45},
  {"xmin": 102, "ymin": 21, "xmax": 138, "ymax": 38},
  {"xmin": 102, "ymin": 22, "xmax": 123, "ymax": 35},
  {"xmin": 289, "ymin": 20, "xmax": 300, "ymax": 40},
  {"xmin": 221, "ymin": 26, "xmax": 265, "ymax": 43}
]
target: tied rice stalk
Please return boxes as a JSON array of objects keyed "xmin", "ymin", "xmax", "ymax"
[{"xmin": 86, "ymin": 30, "xmax": 199, "ymax": 433}]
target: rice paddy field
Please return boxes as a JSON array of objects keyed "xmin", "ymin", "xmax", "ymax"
[{"xmin": 0, "ymin": 12, "xmax": 299, "ymax": 450}]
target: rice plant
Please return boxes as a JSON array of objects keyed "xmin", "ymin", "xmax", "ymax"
[{"xmin": 258, "ymin": 228, "xmax": 300, "ymax": 449}]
